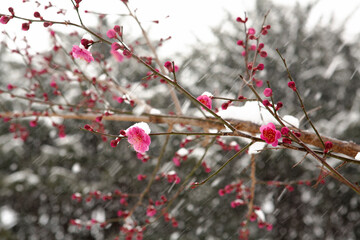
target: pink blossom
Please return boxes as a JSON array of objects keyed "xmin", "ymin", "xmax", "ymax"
[
  {"xmin": 260, "ymin": 51, "xmax": 267, "ymax": 58},
  {"xmin": 262, "ymin": 99, "xmax": 271, "ymax": 107},
  {"xmin": 266, "ymin": 223, "xmax": 273, "ymax": 231},
  {"xmin": 114, "ymin": 25, "xmax": 121, "ymax": 33},
  {"xmin": 248, "ymin": 28, "xmax": 256, "ymax": 35},
  {"xmin": 0, "ymin": 16, "xmax": 10, "ymax": 24},
  {"xmin": 263, "ymin": 88, "xmax": 272, "ymax": 97},
  {"xmin": 257, "ymin": 63, "xmax": 265, "ymax": 70},
  {"xmin": 172, "ymin": 156, "xmax": 180, "ymax": 167},
  {"xmin": 7, "ymin": 84, "xmax": 15, "ymax": 90},
  {"xmin": 324, "ymin": 141, "xmax": 333, "ymax": 153},
  {"xmin": 249, "ymin": 212, "xmax": 257, "ymax": 222},
  {"xmin": 146, "ymin": 205, "xmax": 157, "ymax": 217},
  {"xmin": 288, "ymin": 81, "xmax": 296, "ymax": 91},
  {"xmin": 137, "ymin": 174, "xmax": 146, "ymax": 181},
  {"xmin": 29, "ymin": 120, "xmax": 37, "ymax": 127},
  {"xmin": 126, "ymin": 122, "xmax": 151, "ymax": 154},
  {"xmin": 22, "ymin": 22, "xmax": 30, "ymax": 31},
  {"xmin": 111, "ymin": 42, "xmax": 121, "ymax": 50},
  {"xmin": 281, "ymin": 127, "xmax": 289, "ymax": 136},
  {"xmin": 218, "ymin": 189, "xmax": 225, "ymax": 196},
  {"xmin": 106, "ymin": 29, "xmax": 117, "ymax": 39},
  {"xmin": 260, "ymin": 122, "xmax": 281, "ymax": 147},
  {"xmin": 71, "ymin": 45, "xmax": 94, "ymax": 63},
  {"xmin": 110, "ymin": 139, "xmax": 119, "ymax": 147},
  {"xmin": 110, "ymin": 49, "xmax": 124, "ymax": 62},
  {"xmin": 123, "ymin": 49, "xmax": 132, "ymax": 58},
  {"xmin": 255, "ymin": 79, "xmax": 263, "ymax": 87},
  {"xmin": 164, "ymin": 61, "xmax": 172, "ymax": 71},
  {"xmin": 197, "ymin": 95, "xmax": 212, "ymax": 109}
]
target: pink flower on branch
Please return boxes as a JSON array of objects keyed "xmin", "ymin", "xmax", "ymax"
[
  {"xmin": 0, "ymin": 16, "xmax": 10, "ymax": 24},
  {"xmin": 126, "ymin": 122, "xmax": 151, "ymax": 154},
  {"xmin": 106, "ymin": 29, "xmax": 117, "ymax": 39},
  {"xmin": 260, "ymin": 123, "xmax": 281, "ymax": 147},
  {"xmin": 196, "ymin": 92, "xmax": 212, "ymax": 110},
  {"xmin": 110, "ymin": 49, "xmax": 124, "ymax": 62},
  {"xmin": 71, "ymin": 45, "xmax": 94, "ymax": 63},
  {"xmin": 263, "ymin": 88, "xmax": 272, "ymax": 97}
]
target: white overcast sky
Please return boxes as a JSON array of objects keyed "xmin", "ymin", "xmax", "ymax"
[{"xmin": 0, "ymin": 0, "xmax": 359, "ymax": 57}]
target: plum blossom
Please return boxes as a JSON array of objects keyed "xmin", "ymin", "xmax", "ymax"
[
  {"xmin": 197, "ymin": 92, "xmax": 212, "ymax": 109},
  {"xmin": 126, "ymin": 122, "xmax": 151, "ymax": 154},
  {"xmin": 146, "ymin": 205, "xmax": 157, "ymax": 217},
  {"xmin": 0, "ymin": 16, "xmax": 10, "ymax": 24},
  {"xmin": 71, "ymin": 45, "xmax": 94, "ymax": 63},
  {"xmin": 106, "ymin": 29, "xmax": 117, "ymax": 39},
  {"xmin": 263, "ymin": 88, "xmax": 273, "ymax": 97},
  {"xmin": 260, "ymin": 122, "xmax": 281, "ymax": 147},
  {"xmin": 110, "ymin": 49, "xmax": 124, "ymax": 62}
]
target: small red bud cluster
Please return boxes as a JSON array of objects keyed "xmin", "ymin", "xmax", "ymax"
[
  {"xmin": 33, "ymin": 11, "xmax": 43, "ymax": 20},
  {"xmin": 174, "ymin": 147, "xmax": 193, "ymax": 166},
  {"xmin": 22, "ymin": 22, "xmax": 31, "ymax": 31},
  {"xmin": 136, "ymin": 152, "xmax": 150, "ymax": 162},
  {"xmin": 216, "ymin": 137, "xmax": 240, "ymax": 151},
  {"xmin": 74, "ymin": 0, "xmax": 82, "ymax": 8},
  {"xmin": 288, "ymin": 81, "xmax": 296, "ymax": 91},
  {"xmin": 81, "ymin": 38, "xmax": 94, "ymax": 49},
  {"xmin": 281, "ymin": 127, "xmax": 292, "ymax": 144},
  {"xmin": 137, "ymin": 174, "xmax": 147, "ymax": 181},
  {"xmin": 261, "ymin": 24, "xmax": 271, "ymax": 35},
  {"xmin": 324, "ymin": 141, "xmax": 333, "ymax": 154},
  {"xmin": 236, "ymin": 16, "xmax": 248, "ymax": 23},
  {"xmin": 201, "ymin": 161, "xmax": 211, "ymax": 173},
  {"xmin": 275, "ymin": 101, "xmax": 283, "ymax": 111},
  {"xmin": 164, "ymin": 61, "xmax": 179, "ymax": 72},
  {"xmin": 163, "ymin": 212, "xmax": 179, "ymax": 228},
  {"xmin": 157, "ymin": 171, "xmax": 181, "ymax": 184},
  {"xmin": 221, "ymin": 100, "xmax": 232, "ymax": 110},
  {"xmin": 257, "ymin": 43, "xmax": 267, "ymax": 58}
]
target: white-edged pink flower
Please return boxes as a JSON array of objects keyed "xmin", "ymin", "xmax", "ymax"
[
  {"xmin": 110, "ymin": 49, "xmax": 124, "ymax": 62},
  {"xmin": 126, "ymin": 122, "xmax": 151, "ymax": 154},
  {"xmin": 71, "ymin": 45, "xmax": 94, "ymax": 63},
  {"xmin": 197, "ymin": 92, "xmax": 213, "ymax": 109}
]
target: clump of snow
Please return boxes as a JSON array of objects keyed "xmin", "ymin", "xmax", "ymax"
[
  {"xmin": 132, "ymin": 104, "xmax": 146, "ymax": 116},
  {"xmin": 262, "ymin": 199, "xmax": 275, "ymax": 214},
  {"xmin": 254, "ymin": 209, "xmax": 266, "ymax": 222},
  {"xmin": 217, "ymin": 102, "xmax": 276, "ymax": 125},
  {"xmin": 72, "ymin": 163, "xmax": 81, "ymax": 173},
  {"xmin": 0, "ymin": 206, "xmax": 18, "ymax": 229},
  {"xmin": 91, "ymin": 208, "xmax": 106, "ymax": 223},
  {"xmin": 283, "ymin": 115, "xmax": 300, "ymax": 128},
  {"xmin": 126, "ymin": 122, "xmax": 151, "ymax": 134},
  {"xmin": 177, "ymin": 148, "xmax": 189, "ymax": 157},
  {"xmin": 201, "ymin": 91, "xmax": 213, "ymax": 97},
  {"xmin": 248, "ymin": 141, "xmax": 266, "ymax": 154},
  {"xmin": 215, "ymin": 101, "xmax": 300, "ymax": 131},
  {"xmin": 4, "ymin": 170, "xmax": 40, "ymax": 185},
  {"xmin": 150, "ymin": 108, "xmax": 162, "ymax": 115}
]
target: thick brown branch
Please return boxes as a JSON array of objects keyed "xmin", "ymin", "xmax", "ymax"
[{"xmin": 1, "ymin": 111, "xmax": 359, "ymax": 159}]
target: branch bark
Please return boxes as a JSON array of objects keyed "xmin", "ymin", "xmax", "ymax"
[{"xmin": 2, "ymin": 111, "xmax": 359, "ymax": 160}]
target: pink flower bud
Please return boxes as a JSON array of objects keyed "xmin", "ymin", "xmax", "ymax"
[
  {"xmin": 263, "ymin": 88, "xmax": 272, "ymax": 97},
  {"xmin": 106, "ymin": 29, "xmax": 117, "ymax": 39},
  {"xmin": 248, "ymin": 28, "xmax": 256, "ymax": 35},
  {"xmin": 22, "ymin": 22, "xmax": 30, "ymax": 31}
]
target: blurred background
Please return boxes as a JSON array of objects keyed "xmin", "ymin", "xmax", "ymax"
[{"xmin": 0, "ymin": 0, "xmax": 360, "ymax": 239}]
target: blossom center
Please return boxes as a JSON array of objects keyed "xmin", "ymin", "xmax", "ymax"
[{"xmin": 263, "ymin": 128, "xmax": 276, "ymax": 143}]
